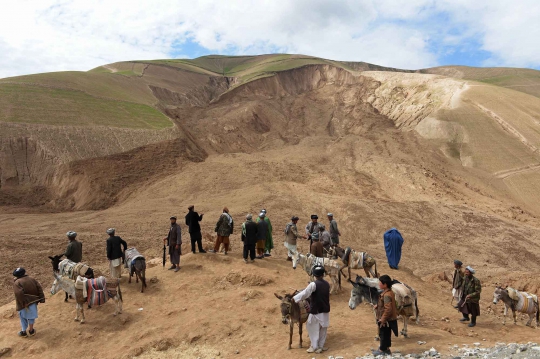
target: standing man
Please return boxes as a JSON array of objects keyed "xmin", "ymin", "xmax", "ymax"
[
  {"xmin": 284, "ymin": 216, "xmax": 306, "ymax": 261},
  {"xmin": 319, "ymin": 225, "xmax": 332, "ymax": 252},
  {"xmin": 310, "ymin": 232, "xmax": 324, "ymax": 258},
  {"xmin": 256, "ymin": 212, "xmax": 268, "ymax": 259},
  {"xmin": 209, "ymin": 207, "xmax": 233, "ymax": 254},
  {"xmin": 163, "ymin": 217, "xmax": 182, "ymax": 272},
  {"xmin": 293, "ymin": 266, "xmax": 330, "ymax": 354},
  {"xmin": 64, "ymin": 231, "xmax": 82, "ymax": 263},
  {"xmin": 452, "ymin": 260, "xmax": 464, "ymax": 308},
  {"xmin": 458, "ymin": 266, "xmax": 481, "ymax": 327},
  {"xmin": 258, "ymin": 209, "xmax": 273, "ymax": 257},
  {"xmin": 106, "ymin": 228, "xmax": 128, "ymax": 278},
  {"xmin": 383, "ymin": 228, "xmax": 404, "ymax": 270},
  {"xmin": 241, "ymin": 214, "xmax": 258, "ymax": 263},
  {"xmin": 372, "ymin": 275, "xmax": 398, "ymax": 356},
  {"xmin": 185, "ymin": 205, "xmax": 206, "ymax": 254},
  {"xmin": 305, "ymin": 215, "xmax": 322, "ymax": 247},
  {"xmin": 327, "ymin": 213, "xmax": 341, "ymax": 246},
  {"xmin": 13, "ymin": 267, "xmax": 45, "ymax": 337}
]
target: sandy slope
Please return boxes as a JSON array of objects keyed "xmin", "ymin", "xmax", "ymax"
[{"xmin": 1, "ymin": 59, "xmax": 540, "ymax": 358}]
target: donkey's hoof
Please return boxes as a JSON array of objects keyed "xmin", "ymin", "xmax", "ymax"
[
  {"xmin": 80, "ymin": 320, "xmax": 85, "ymax": 324},
  {"xmin": 74, "ymin": 318, "xmax": 79, "ymax": 322},
  {"xmin": 287, "ymin": 346, "xmax": 291, "ymax": 350},
  {"xmin": 298, "ymin": 345, "xmax": 303, "ymax": 349}
]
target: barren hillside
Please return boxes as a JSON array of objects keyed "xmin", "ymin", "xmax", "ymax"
[{"xmin": 1, "ymin": 55, "xmax": 540, "ymax": 359}]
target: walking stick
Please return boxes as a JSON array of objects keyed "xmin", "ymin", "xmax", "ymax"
[{"xmin": 162, "ymin": 245, "xmax": 166, "ymax": 268}]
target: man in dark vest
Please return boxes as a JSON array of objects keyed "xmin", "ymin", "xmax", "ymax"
[
  {"xmin": 163, "ymin": 216, "xmax": 182, "ymax": 272},
  {"xmin": 293, "ymin": 266, "xmax": 330, "ymax": 354},
  {"xmin": 64, "ymin": 231, "xmax": 82, "ymax": 263},
  {"xmin": 185, "ymin": 205, "xmax": 206, "ymax": 254}
]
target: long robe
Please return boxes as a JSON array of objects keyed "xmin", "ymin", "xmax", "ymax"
[{"xmin": 383, "ymin": 228, "xmax": 403, "ymax": 269}]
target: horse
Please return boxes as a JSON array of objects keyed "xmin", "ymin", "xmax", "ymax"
[
  {"xmin": 124, "ymin": 248, "xmax": 147, "ymax": 293},
  {"xmin": 349, "ymin": 275, "xmax": 419, "ymax": 338},
  {"xmin": 493, "ymin": 286, "xmax": 539, "ymax": 328},
  {"xmin": 274, "ymin": 292, "xmax": 309, "ymax": 350},
  {"xmin": 48, "ymin": 254, "xmax": 95, "ymax": 303},
  {"xmin": 292, "ymin": 252, "xmax": 341, "ymax": 294},
  {"xmin": 328, "ymin": 246, "xmax": 378, "ymax": 279},
  {"xmin": 50, "ymin": 272, "xmax": 122, "ymax": 323}
]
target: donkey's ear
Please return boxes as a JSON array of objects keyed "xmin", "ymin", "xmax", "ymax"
[
  {"xmin": 355, "ymin": 275, "xmax": 363, "ymax": 283},
  {"xmin": 48, "ymin": 256, "xmax": 54, "ymax": 260},
  {"xmin": 274, "ymin": 293, "xmax": 283, "ymax": 300},
  {"xmin": 349, "ymin": 279, "xmax": 359, "ymax": 288}
]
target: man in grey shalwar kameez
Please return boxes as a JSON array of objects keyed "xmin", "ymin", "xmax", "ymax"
[{"xmin": 163, "ymin": 216, "xmax": 182, "ymax": 272}]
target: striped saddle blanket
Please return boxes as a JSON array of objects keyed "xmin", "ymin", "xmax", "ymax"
[
  {"xmin": 86, "ymin": 277, "xmax": 118, "ymax": 306},
  {"xmin": 304, "ymin": 255, "xmax": 325, "ymax": 275},
  {"xmin": 59, "ymin": 259, "xmax": 89, "ymax": 280},
  {"xmin": 508, "ymin": 287, "xmax": 538, "ymax": 314},
  {"xmin": 124, "ymin": 247, "xmax": 144, "ymax": 272}
]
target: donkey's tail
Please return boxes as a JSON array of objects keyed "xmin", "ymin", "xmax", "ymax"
[
  {"xmin": 536, "ymin": 302, "xmax": 539, "ymax": 324},
  {"xmin": 338, "ymin": 270, "xmax": 342, "ymax": 290},
  {"xmin": 415, "ymin": 297, "xmax": 420, "ymax": 324},
  {"xmin": 374, "ymin": 261, "xmax": 379, "ymax": 278}
]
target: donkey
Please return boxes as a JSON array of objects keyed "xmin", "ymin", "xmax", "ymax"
[
  {"xmin": 493, "ymin": 286, "xmax": 539, "ymax": 328},
  {"xmin": 349, "ymin": 275, "xmax": 419, "ymax": 338},
  {"xmin": 274, "ymin": 292, "xmax": 309, "ymax": 350},
  {"xmin": 292, "ymin": 252, "xmax": 341, "ymax": 294},
  {"xmin": 49, "ymin": 254, "xmax": 95, "ymax": 303},
  {"xmin": 125, "ymin": 248, "xmax": 147, "ymax": 293},
  {"xmin": 50, "ymin": 272, "xmax": 122, "ymax": 323},
  {"xmin": 329, "ymin": 246, "xmax": 378, "ymax": 279}
]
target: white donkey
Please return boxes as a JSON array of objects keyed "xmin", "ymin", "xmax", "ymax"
[
  {"xmin": 51, "ymin": 272, "xmax": 122, "ymax": 323},
  {"xmin": 349, "ymin": 275, "xmax": 420, "ymax": 338},
  {"xmin": 292, "ymin": 252, "xmax": 342, "ymax": 294},
  {"xmin": 493, "ymin": 286, "xmax": 538, "ymax": 328}
]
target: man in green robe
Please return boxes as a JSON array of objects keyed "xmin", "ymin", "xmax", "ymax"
[{"xmin": 256, "ymin": 209, "xmax": 273, "ymax": 257}]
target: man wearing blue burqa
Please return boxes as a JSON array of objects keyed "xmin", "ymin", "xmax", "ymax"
[{"xmin": 384, "ymin": 228, "xmax": 403, "ymax": 269}]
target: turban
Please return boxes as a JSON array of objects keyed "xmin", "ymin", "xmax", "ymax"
[
  {"xmin": 327, "ymin": 213, "xmax": 333, "ymax": 217},
  {"xmin": 259, "ymin": 212, "xmax": 265, "ymax": 218},
  {"xmin": 311, "ymin": 214, "xmax": 318, "ymax": 220},
  {"xmin": 246, "ymin": 214, "xmax": 253, "ymax": 220},
  {"xmin": 465, "ymin": 266, "xmax": 475, "ymax": 274},
  {"xmin": 261, "ymin": 209, "xmax": 267, "ymax": 214},
  {"xmin": 319, "ymin": 224, "xmax": 326, "ymax": 230},
  {"xmin": 170, "ymin": 216, "xmax": 177, "ymax": 220},
  {"xmin": 106, "ymin": 228, "xmax": 115, "ymax": 235},
  {"xmin": 291, "ymin": 216, "xmax": 299, "ymax": 221},
  {"xmin": 13, "ymin": 267, "xmax": 26, "ymax": 278},
  {"xmin": 454, "ymin": 260, "xmax": 463, "ymax": 266},
  {"xmin": 188, "ymin": 205, "xmax": 194, "ymax": 210},
  {"xmin": 66, "ymin": 231, "xmax": 77, "ymax": 238}
]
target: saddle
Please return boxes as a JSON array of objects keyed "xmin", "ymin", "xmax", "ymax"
[{"xmin": 299, "ymin": 299, "xmax": 310, "ymax": 321}]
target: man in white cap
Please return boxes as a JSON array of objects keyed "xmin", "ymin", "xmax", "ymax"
[
  {"xmin": 458, "ymin": 266, "xmax": 481, "ymax": 327},
  {"xmin": 106, "ymin": 228, "xmax": 127, "ymax": 278},
  {"xmin": 64, "ymin": 231, "xmax": 82, "ymax": 263},
  {"xmin": 284, "ymin": 216, "xmax": 306, "ymax": 261},
  {"xmin": 293, "ymin": 266, "xmax": 330, "ymax": 354},
  {"xmin": 255, "ymin": 212, "xmax": 269, "ymax": 259},
  {"xmin": 327, "ymin": 213, "xmax": 341, "ymax": 246},
  {"xmin": 257, "ymin": 209, "xmax": 273, "ymax": 257}
]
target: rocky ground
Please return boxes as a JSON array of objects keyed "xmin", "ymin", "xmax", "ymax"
[{"xmin": 348, "ymin": 342, "xmax": 540, "ymax": 359}]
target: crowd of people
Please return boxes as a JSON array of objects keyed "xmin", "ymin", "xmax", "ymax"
[{"xmin": 12, "ymin": 204, "xmax": 483, "ymax": 358}]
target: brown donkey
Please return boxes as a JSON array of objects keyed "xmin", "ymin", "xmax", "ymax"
[{"xmin": 274, "ymin": 292, "xmax": 309, "ymax": 350}]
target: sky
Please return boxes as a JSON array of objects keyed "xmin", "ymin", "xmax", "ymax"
[{"xmin": 0, "ymin": 0, "xmax": 539, "ymax": 78}]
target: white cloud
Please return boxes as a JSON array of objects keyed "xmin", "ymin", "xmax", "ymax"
[{"xmin": 0, "ymin": 0, "xmax": 538, "ymax": 78}]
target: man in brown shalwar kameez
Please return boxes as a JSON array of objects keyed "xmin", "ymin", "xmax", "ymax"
[
  {"xmin": 458, "ymin": 266, "xmax": 481, "ymax": 327},
  {"xmin": 163, "ymin": 216, "xmax": 182, "ymax": 272}
]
